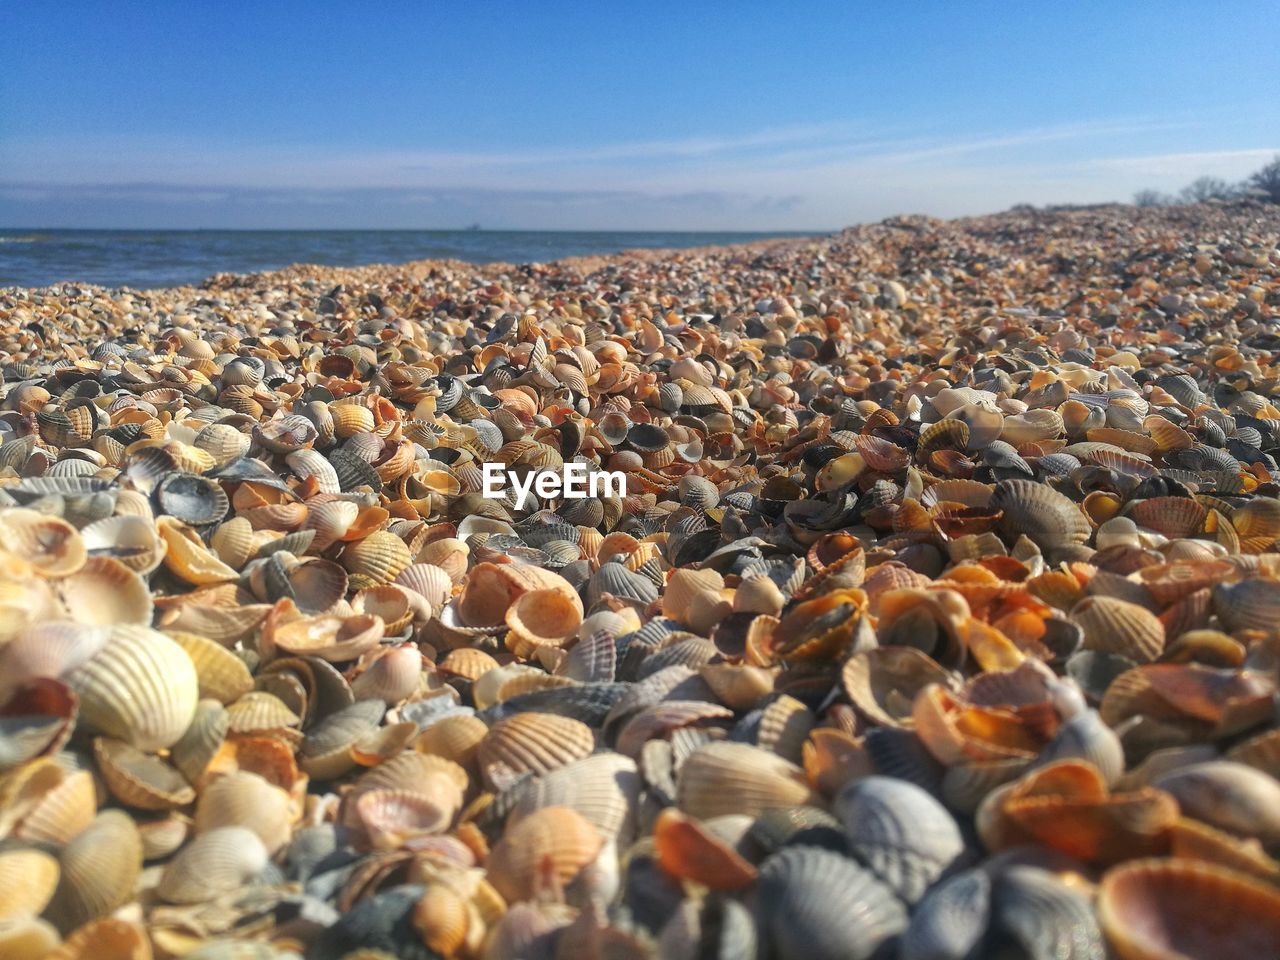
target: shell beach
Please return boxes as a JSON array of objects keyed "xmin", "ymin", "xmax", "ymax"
[{"xmin": 1, "ymin": 201, "xmax": 1279, "ymax": 959}]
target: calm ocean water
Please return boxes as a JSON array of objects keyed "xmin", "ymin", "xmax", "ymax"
[{"xmin": 0, "ymin": 229, "xmax": 809, "ymax": 290}]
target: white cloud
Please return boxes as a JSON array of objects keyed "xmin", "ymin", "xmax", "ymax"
[{"xmin": 1, "ymin": 115, "xmax": 1274, "ymax": 228}]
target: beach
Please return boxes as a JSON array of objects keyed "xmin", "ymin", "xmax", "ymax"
[{"xmin": 1, "ymin": 200, "xmax": 1280, "ymax": 958}]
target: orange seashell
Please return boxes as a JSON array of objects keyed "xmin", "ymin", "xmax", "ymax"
[
  {"xmin": 1098, "ymin": 858, "xmax": 1280, "ymax": 960},
  {"xmin": 653, "ymin": 807, "xmax": 757, "ymax": 890},
  {"xmin": 485, "ymin": 806, "xmax": 603, "ymax": 903}
]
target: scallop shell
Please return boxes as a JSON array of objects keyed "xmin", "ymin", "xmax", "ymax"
[
  {"xmin": 756, "ymin": 845, "xmax": 908, "ymax": 960},
  {"xmin": 13, "ymin": 768, "xmax": 97, "ymax": 846},
  {"xmin": 194, "ymin": 770, "xmax": 293, "ymax": 852},
  {"xmin": 0, "ymin": 848, "xmax": 60, "ymax": 920},
  {"xmin": 842, "ymin": 647, "xmax": 954, "ymax": 728},
  {"xmin": 169, "ymin": 634, "xmax": 253, "ymax": 704},
  {"xmin": 508, "ymin": 751, "xmax": 641, "ymax": 843},
  {"xmin": 156, "ymin": 516, "xmax": 239, "ymax": 584},
  {"xmin": 485, "ymin": 805, "xmax": 603, "ymax": 903},
  {"xmin": 158, "ymin": 825, "xmax": 269, "ymax": 904},
  {"xmin": 478, "ymin": 712, "xmax": 596, "ymax": 790},
  {"xmin": 833, "ymin": 775, "xmax": 965, "ymax": 904},
  {"xmin": 677, "ymin": 741, "xmax": 819, "ymax": 819},
  {"xmin": 414, "ymin": 714, "xmax": 489, "ymax": 774},
  {"xmin": 341, "ymin": 531, "xmax": 412, "ymax": 589},
  {"xmin": 1072, "ymin": 595, "xmax": 1165, "ymax": 663},
  {"xmin": 46, "ymin": 810, "xmax": 142, "ymax": 933},
  {"xmin": 350, "ymin": 645, "xmax": 422, "ymax": 704},
  {"xmin": 155, "ymin": 472, "xmax": 230, "ymax": 525},
  {"xmin": 992, "ymin": 479, "xmax": 1090, "ymax": 548},
  {"xmin": 66, "ymin": 625, "xmax": 199, "ymax": 751},
  {"xmin": 504, "ymin": 587, "xmax": 584, "ymax": 657},
  {"xmin": 270, "ymin": 611, "xmax": 385, "ymax": 662},
  {"xmin": 1151, "ymin": 760, "xmax": 1280, "ymax": 843},
  {"xmin": 169, "ymin": 699, "xmax": 230, "ymax": 784}
]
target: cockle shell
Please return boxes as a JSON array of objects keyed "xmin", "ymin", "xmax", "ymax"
[
  {"xmin": 677, "ymin": 741, "xmax": 819, "ymax": 819},
  {"xmin": 485, "ymin": 806, "xmax": 603, "ymax": 903},
  {"xmin": 834, "ymin": 775, "xmax": 965, "ymax": 904},
  {"xmin": 158, "ymin": 826, "xmax": 269, "ymax": 904},
  {"xmin": 45, "ymin": 810, "xmax": 142, "ymax": 932},
  {"xmin": 66, "ymin": 625, "xmax": 199, "ymax": 751}
]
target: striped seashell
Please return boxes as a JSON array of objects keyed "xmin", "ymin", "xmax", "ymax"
[
  {"xmin": 13, "ymin": 768, "xmax": 97, "ymax": 846},
  {"xmin": 1072, "ymin": 596, "xmax": 1166, "ymax": 663},
  {"xmin": 45, "ymin": 810, "xmax": 142, "ymax": 933},
  {"xmin": 485, "ymin": 805, "xmax": 603, "ymax": 903},
  {"xmin": 0, "ymin": 509, "xmax": 86, "ymax": 577},
  {"xmin": 170, "ymin": 699, "xmax": 229, "ymax": 784},
  {"xmin": 194, "ymin": 770, "xmax": 293, "ymax": 852},
  {"xmin": 0, "ymin": 847, "xmax": 60, "ymax": 920},
  {"xmin": 413, "ymin": 714, "xmax": 489, "ymax": 775},
  {"xmin": 225, "ymin": 691, "xmax": 301, "ymax": 735},
  {"xmin": 478, "ymin": 712, "xmax": 596, "ymax": 790},
  {"xmin": 66, "ymin": 625, "xmax": 199, "ymax": 751},
  {"xmin": 158, "ymin": 826, "xmax": 269, "ymax": 904},
  {"xmin": 341, "ymin": 531, "xmax": 412, "ymax": 589},
  {"xmin": 677, "ymin": 741, "xmax": 820, "ymax": 820},
  {"xmin": 156, "ymin": 516, "xmax": 239, "ymax": 584},
  {"xmin": 286, "ymin": 448, "xmax": 341, "ymax": 494}
]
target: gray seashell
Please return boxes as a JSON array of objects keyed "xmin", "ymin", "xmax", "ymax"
[
  {"xmin": 329, "ymin": 448, "xmax": 382, "ymax": 493},
  {"xmin": 1036, "ymin": 707, "xmax": 1124, "ymax": 786},
  {"xmin": 1151, "ymin": 760, "xmax": 1280, "ymax": 843},
  {"xmin": 756, "ymin": 846, "xmax": 908, "ymax": 960},
  {"xmin": 747, "ymin": 805, "xmax": 846, "ymax": 857},
  {"xmin": 864, "ymin": 727, "xmax": 947, "ymax": 794},
  {"xmin": 308, "ymin": 884, "xmax": 436, "ymax": 960},
  {"xmin": 480, "ymin": 682, "xmax": 628, "ymax": 729},
  {"xmin": 991, "ymin": 865, "xmax": 1105, "ymax": 960},
  {"xmin": 834, "ymin": 775, "xmax": 966, "ymax": 904},
  {"xmin": 901, "ymin": 868, "xmax": 991, "ymax": 960},
  {"xmin": 588, "ymin": 562, "xmax": 659, "ymax": 607},
  {"xmin": 470, "ymin": 418, "xmax": 504, "ymax": 452},
  {"xmin": 10, "ymin": 475, "xmax": 114, "ymax": 499},
  {"xmin": 556, "ymin": 630, "xmax": 617, "ymax": 683},
  {"xmin": 636, "ymin": 637, "xmax": 718, "ymax": 680},
  {"xmin": 558, "ymin": 496, "xmax": 604, "ymax": 528}
]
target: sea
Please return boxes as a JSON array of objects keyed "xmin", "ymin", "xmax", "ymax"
[{"xmin": 0, "ymin": 229, "xmax": 811, "ymax": 291}]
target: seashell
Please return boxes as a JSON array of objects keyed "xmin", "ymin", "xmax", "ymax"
[
  {"xmin": 156, "ymin": 516, "xmax": 239, "ymax": 584},
  {"xmin": 478, "ymin": 712, "xmax": 596, "ymax": 789},
  {"xmin": 1098, "ymin": 858, "xmax": 1280, "ymax": 960},
  {"xmin": 194, "ymin": 770, "xmax": 293, "ymax": 852},
  {"xmin": 900, "ymin": 868, "xmax": 990, "ymax": 960},
  {"xmin": 842, "ymin": 646, "xmax": 955, "ymax": 728},
  {"xmin": 340, "ymin": 530, "xmax": 412, "ymax": 589},
  {"xmin": 299, "ymin": 699, "xmax": 386, "ymax": 779},
  {"xmin": 992, "ymin": 479, "xmax": 1090, "ymax": 549},
  {"xmin": 79, "ymin": 515, "xmax": 165, "ymax": 575},
  {"xmin": 1071, "ymin": 595, "xmax": 1166, "ymax": 663},
  {"xmin": 12, "ymin": 768, "xmax": 97, "ymax": 846},
  {"xmin": 485, "ymin": 805, "xmax": 603, "ymax": 903},
  {"xmin": 0, "ymin": 509, "xmax": 86, "ymax": 577},
  {"xmin": 169, "ymin": 698, "xmax": 229, "ymax": 784},
  {"xmin": 351, "ymin": 645, "xmax": 422, "ymax": 704},
  {"xmin": 354, "ymin": 788, "xmax": 454, "ymax": 849},
  {"xmin": 170, "ymin": 633, "xmax": 253, "ymax": 704},
  {"xmin": 1151, "ymin": 761, "xmax": 1280, "ymax": 843},
  {"xmin": 414, "ymin": 713, "xmax": 489, "ymax": 774},
  {"xmin": 158, "ymin": 825, "xmax": 269, "ymax": 904},
  {"xmin": 756, "ymin": 845, "xmax": 908, "ymax": 960},
  {"xmin": 0, "ymin": 622, "xmax": 110, "ymax": 701},
  {"xmin": 833, "ymin": 775, "xmax": 965, "ymax": 904},
  {"xmin": 504, "ymin": 586, "xmax": 584, "ymax": 657},
  {"xmin": 0, "ymin": 847, "xmax": 60, "ymax": 920},
  {"xmin": 46, "ymin": 810, "xmax": 142, "ymax": 933},
  {"xmin": 225, "ymin": 690, "xmax": 301, "ymax": 735},
  {"xmin": 1213, "ymin": 579, "xmax": 1280, "ymax": 633},
  {"xmin": 677, "ymin": 741, "xmax": 819, "ymax": 819},
  {"xmin": 93, "ymin": 737, "xmax": 195, "ymax": 810},
  {"xmin": 270, "ymin": 611, "xmax": 385, "ymax": 662},
  {"xmin": 54, "ymin": 557, "xmax": 151, "ymax": 626},
  {"xmin": 155, "ymin": 472, "xmax": 230, "ymax": 525},
  {"xmin": 66, "ymin": 625, "xmax": 199, "ymax": 751}
]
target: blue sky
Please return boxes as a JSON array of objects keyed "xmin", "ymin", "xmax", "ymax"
[{"xmin": 2, "ymin": 1, "xmax": 1277, "ymax": 230}]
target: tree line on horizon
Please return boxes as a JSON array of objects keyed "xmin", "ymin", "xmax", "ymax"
[{"xmin": 1133, "ymin": 154, "xmax": 1280, "ymax": 207}]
